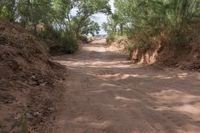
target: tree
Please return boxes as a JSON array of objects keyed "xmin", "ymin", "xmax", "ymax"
[
  {"xmin": 105, "ymin": 0, "xmax": 200, "ymax": 36},
  {"xmin": 0, "ymin": 0, "xmax": 111, "ymax": 53},
  {"xmin": 0, "ymin": 0, "xmax": 16, "ymax": 21},
  {"xmin": 68, "ymin": 0, "xmax": 111, "ymax": 37}
]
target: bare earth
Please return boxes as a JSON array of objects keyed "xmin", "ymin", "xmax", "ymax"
[{"xmin": 49, "ymin": 39, "xmax": 200, "ymax": 133}]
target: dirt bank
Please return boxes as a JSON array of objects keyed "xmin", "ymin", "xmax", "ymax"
[
  {"xmin": 128, "ymin": 22, "xmax": 200, "ymax": 71},
  {"xmin": 0, "ymin": 19, "xmax": 65, "ymax": 133}
]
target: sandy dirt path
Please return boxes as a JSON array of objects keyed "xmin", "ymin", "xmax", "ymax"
[{"xmin": 49, "ymin": 39, "xmax": 200, "ymax": 133}]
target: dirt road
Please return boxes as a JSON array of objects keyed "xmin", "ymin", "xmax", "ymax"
[{"xmin": 49, "ymin": 39, "xmax": 200, "ymax": 133}]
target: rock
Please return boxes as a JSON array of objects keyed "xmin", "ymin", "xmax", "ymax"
[
  {"xmin": 33, "ymin": 112, "xmax": 41, "ymax": 117},
  {"xmin": 26, "ymin": 112, "xmax": 33, "ymax": 119}
]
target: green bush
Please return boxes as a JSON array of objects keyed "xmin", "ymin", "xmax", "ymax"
[
  {"xmin": 49, "ymin": 31, "xmax": 78, "ymax": 54},
  {"xmin": 106, "ymin": 34, "xmax": 115, "ymax": 44},
  {"xmin": 61, "ymin": 32, "xmax": 78, "ymax": 54},
  {"xmin": 79, "ymin": 35, "xmax": 88, "ymax": 43},
  {"xmin": 168, "ymin": 27, "xmax": 191, "ymax": 48}
]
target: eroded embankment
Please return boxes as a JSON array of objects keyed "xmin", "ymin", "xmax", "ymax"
[
  {"xmin": 110, "ymin": 23, "xmax": 200, "ymax": 71},
  {"xmin": 0, "ymin": 19, "xmax": 65, "ymax": 133}
]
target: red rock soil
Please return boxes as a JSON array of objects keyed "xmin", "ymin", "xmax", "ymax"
[
  {"xmin": 0, "ymin": 19, "xmax": 65, "ymax": 133},
  {"xmin": 1, "ymin": 19, "xmax": 200, "ymax": 133}
]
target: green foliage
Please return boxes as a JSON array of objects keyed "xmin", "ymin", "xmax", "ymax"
[
  {"xmin": 0, "ymin": 0, "xmax": 111, "ymax": 54},
  {"xmin": 127, "ymin": 42, "xmax": 135, "ymax": 57},
  {"xmin": 0, "ymin": 0, "xmax": 16, "ymax": 21},
  {"xmin": 45, "ymin": 27, "xmax": 78, "ymax": 54},
  {"xmin": 68, "ymin": 0, "xmax": 111, "ymax": 37},
  {"xmin": 167, "ymin": 25, "xmax": 194, "ymax": 48},
  {"xmin": 20, "ymin": 112, "xmax": 29, "ymax": 133},
  {"xmin": 61, "ymin": 32, "xmax": 78, "ymax": 54},
  {"xmin": 79, "ymin": 35, "xmax": 88, "ymax": 43},
  {"xmin": 105, "ymin": 0, "xmax": 200, "ymax": 50},
  {"xmin": 106, "ymin": 34, "xmax": 116, "ymax": 44}
]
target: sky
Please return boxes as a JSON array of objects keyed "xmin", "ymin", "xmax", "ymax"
[{"xmin": 71, "ymin": 0, "xmax": 115, "ymax": 35}]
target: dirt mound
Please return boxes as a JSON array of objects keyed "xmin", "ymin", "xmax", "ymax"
[
  {"xmin": 157, "ymin": 22, "xmax": 200, "ymax": 71},
  {"xmin": 0, "ymin": 19, "xmax": 65, "ymax": 133}
]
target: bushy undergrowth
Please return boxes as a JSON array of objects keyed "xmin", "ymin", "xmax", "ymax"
[
  {"xmin": 125, "ymin": 20, "xmax": 200, "ymax": 63},
  {"xmin": 105, "ymin": 0, "xmax": 200, "ymax": 58},
  {"xmin": 60, "ymin": 32, "xmax": 78, "ymax": 54},
  {"xmin": 49, "ymin": 37, "xmax": 78, "ymax": 54},
  {"xmin": 40, "ymin": 26, "xmax": 78, "ymax": 54},
  {"xmin": 106, "ymin": 34, "xmax": 116, "ymax": 44}
]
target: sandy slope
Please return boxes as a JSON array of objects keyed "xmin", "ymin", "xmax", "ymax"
[{"xmin": 49, "ymin": 39, "xmax": 200, "ymax": 133}]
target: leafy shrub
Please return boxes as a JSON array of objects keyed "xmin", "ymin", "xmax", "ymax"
[
  {"xmin": 106, "ymin": 34, "xmax": 115, "ymax": 44},
  {"xmin": 49, "ymin": 31, "xmax": 78, "ymax": 54},
  {"xmin": 61, "ymin": 32, "xmax": 78, "ymax": 54},
  {"xmin": 79, "ymin": 35, "xmax": 89, "ymax": 43},
  {"xmin": 167, "ymin": 24, "xmax": 195, "ymax": 49}
]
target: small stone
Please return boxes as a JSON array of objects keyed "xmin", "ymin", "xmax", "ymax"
[
  {"xmin": 26, "ymin": 113, "xmax": 33, "ymax": 119},
  {"xmin": 31, "ymin": 75, "xmax": 36, "ymax": 79},
  {"xmin": 33, "ymin": 112, "xmax": 41, "ymax": 116}
]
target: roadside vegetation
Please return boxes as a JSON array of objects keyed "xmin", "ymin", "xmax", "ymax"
[
  {"xmin": 1, "ymin": 1, "xmax": 200, "ymax": 133},
  {"xmin": 104, "ymin": 0, "xmax": 200, "ymax": 57},
  {"xmin": 0, "ymin": 0, "xmax": 110, "ymax": 54}
]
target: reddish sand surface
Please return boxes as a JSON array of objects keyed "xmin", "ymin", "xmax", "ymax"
[{"xmin": 48, "ymin": 39, "xmax": 200, "ymax": 133}]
